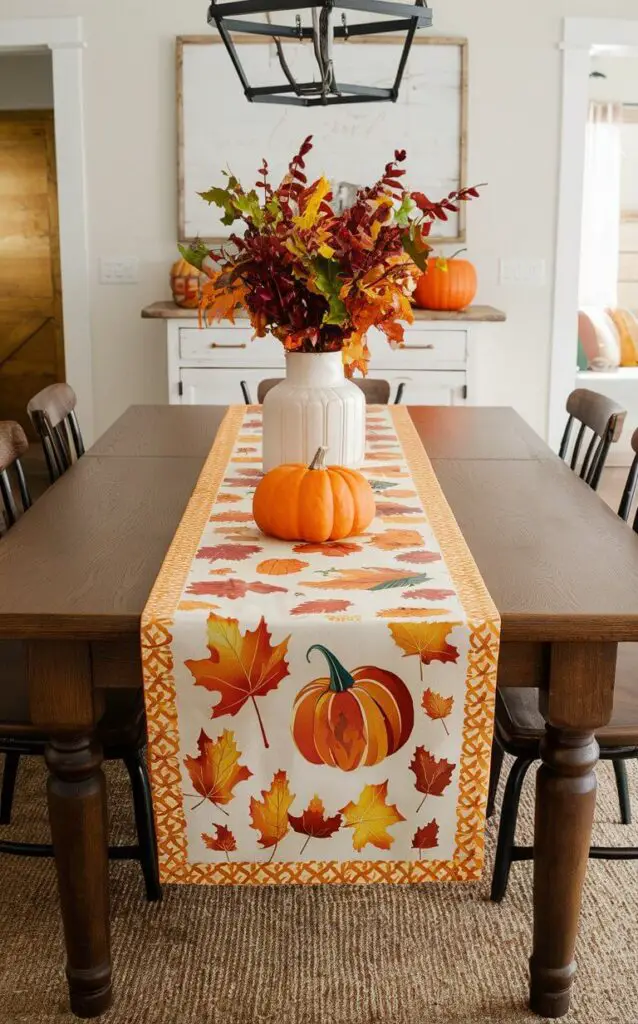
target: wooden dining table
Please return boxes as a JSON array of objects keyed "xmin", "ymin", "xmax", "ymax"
[{"xmin": 1, "ymin": 403, "xmax": 638, "ymax": 1020}]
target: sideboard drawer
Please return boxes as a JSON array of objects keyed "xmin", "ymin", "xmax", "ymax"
[
  {"xmin": 367, "ymin": 327, "xmax": 467, "ymax": 369},
  {"xmin": 179, "ymin": 326, "xmax": 285, "ymax": 367},
  {"xmin": 180, "ymin": 367, "xmax": 272, "ymax": 405}
]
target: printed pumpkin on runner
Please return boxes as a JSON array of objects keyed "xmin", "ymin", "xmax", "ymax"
[{"xmin": 291, "ymin": 644, "xmax": 414, "ymax": 771}]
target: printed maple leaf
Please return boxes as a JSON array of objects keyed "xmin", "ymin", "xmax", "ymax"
[
  {"xmin": 202, "ymin": 823, "xmax": 237, "ymax": 860},
  {"xmin": 366, "ymin": 452, "xmax": 402, "ymax": 461},
  {"xmin": 222, "ymin": 477, "xmax": 261, "ymax": 488},
  {"xmin": 292, "ymin": 540, "xmax": 363, "ymax": 557},
  {"xmin": 186, "ymin": 579, "xmax": 287, "ymax": 599},
  {"xmin": 250, "ymin": 769, "xmax": 295, "ymax": 862},
  {"xmin": 339, "ymin": 781, "xmax": 406, "ymax": 852},
  {"xmin": 291, "ymin": 599, "xmax": 353, "ymax": 616},
  {"xmin": 403, "ymin": 588, "xmax": 455, "ymax": 601},
  {"xmin": 376, "ymin": 607, "xmax": 450, "ymax": 619},
  {"xmin": 422, "ymin": 688, "xmax": 454, "ymax": 735},
  {"xmin": 216, "ymin": 493, "xmax": 242, "ymax": 503},
  {"xmin": 185, "ymin": 614, "xmax": 290, "ymax": 748},
  {"xmin": 231, "ymin": 466, "xmax": 263, "ymax": 475},
  {"xmin": 210, "ymin": 511, "xmax": 255, "ymax": 523},
  {"xmin": 375, "ymin": 502, "xmax": 421, "ymax": 516},
  {"xmin": 387, "ymin": 621, "xmax": 461, "ymax": 680},
  {"xmin": 304, "ymin": 567, "xmax": 431, "ymax": 591},
  {"xmin": 288, "ymin": 795, "xmax": 342, "ymax": 855},
  {"xmin": 184, "ymin": 729, "xmax": 252, "ymax": 812},
  {"xmin": 395, "ymin": 550, "xmax": 441, "ymax": 565},
  {"xmin": 410, "ymin": 747, "xmax": 456, "ymax": 811},
  {"xmin": 213, "ymin": 527, "xmax": 262, "ymax": 540},
  {"xmin": 196, "ymin": 543, "xmax": 263, "ymax": 562},
  {"xmin": 412, "ymin": 819, "xmax": 439, "ymax": 858},
  {"xmin": 368, "ymin": 529, "xmax": 424, "ymax": 551}
]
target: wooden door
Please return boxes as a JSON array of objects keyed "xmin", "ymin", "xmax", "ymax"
[{"xmin": 0, "ymin": 111, "xmax": 64, "ymax": 437}]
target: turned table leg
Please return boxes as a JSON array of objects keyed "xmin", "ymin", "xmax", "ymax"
[
  {"xmin": 529, "ymin": 642, "xmax": 616, "ymax": 1019},
  {"xmin": 27, "ymin": 641, "xmax": 112, "ymax": 1018}
]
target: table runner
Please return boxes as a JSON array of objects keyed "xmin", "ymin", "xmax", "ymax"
[{"xmin": 141, "ymin": 406, "xmax": 500, "ymax": 885}]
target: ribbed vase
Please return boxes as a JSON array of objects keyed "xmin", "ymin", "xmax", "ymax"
[{"xmin": 262, "ymin": 351, "xmax": 365, "ymax": 471}]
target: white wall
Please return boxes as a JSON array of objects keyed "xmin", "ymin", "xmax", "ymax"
[
  {"xmin": 2, "ymin": 2, "xmax": 638, "ymax": 437},
  {"xmin": 0, "ymin": 51, "xmax": 53, "ymax": 109}
]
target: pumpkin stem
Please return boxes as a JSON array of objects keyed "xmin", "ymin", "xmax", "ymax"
[
  {"xmin": 449, "ymin": 247, "xmax": 467, "ymax": 261},
  {"xmin": 309, "ymin": 446, "xmax": 328, "ymax": 471},
  {"xmin": 306, "ymin": 644, "xmax": 355, "ymax": 693}
]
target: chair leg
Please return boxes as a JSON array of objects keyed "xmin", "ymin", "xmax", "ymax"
[
  {"xmin": 123, "ymin": 751, "xmax": 162, "ymax": 903},
  {"xmin": 490, "ymin": 756, "xmax": 535, "ymax": 903},
  {"xmin": 486, "ymin": 740, "xmax": 504, "ymax": 819},
  {"xmin": 0, "ymin": 753, "xmax": 20, "ymax": 825},
  {"xmin": 612, "ymin": 759, "xmax": 632, "ymax": 826}
]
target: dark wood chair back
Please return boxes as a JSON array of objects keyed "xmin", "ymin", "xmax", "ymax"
[
  {"xmin": 618, "ymin": 428, "xmax": 638, "ymax": 531},
  {"xmin": 251, "ymin": 377, "xmax": 398, "ymax": 405},
  {"xmin": 558, "ymin": 388, "xmax": 626, "ymax": 491},
  {"xmin": 0, "ymin": 421, "xmax": 32, "ymax": 535},
  {"xmin": 26, "ymin": 383, "xmax": 85, "ymax": 484}
]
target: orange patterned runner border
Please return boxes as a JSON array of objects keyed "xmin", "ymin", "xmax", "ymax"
[{"xmin": 141, "ymin": 406, "xmax": 500, "ymax": 885}]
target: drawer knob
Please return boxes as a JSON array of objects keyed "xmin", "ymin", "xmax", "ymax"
[
  {"xmin": 408, "ymin": 343, "xmax": 435, "ymax": 350},
  {"xmin": 209, "ymin": 342, "xmax": 247, "ymax": 349}
]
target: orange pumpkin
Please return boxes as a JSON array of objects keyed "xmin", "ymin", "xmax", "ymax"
[
  {"xmin": 170, "ymin": 257, "xmax": 206, "ymax": 309},
  {"xmin": 252, "ymin": 446, "xmax": 375, "ymax": 543},
  {"xmin": 292, "ymin": 645, "xmax": 414, "ymax": 771},
  {"xmin": 413, "ymin": 255, "xmax": 477, "ymax": 311}
]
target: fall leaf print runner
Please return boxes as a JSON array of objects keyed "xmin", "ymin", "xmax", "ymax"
[{"xmin": 141, "ymin": 406, "xmax": 500, "ymax": 884}]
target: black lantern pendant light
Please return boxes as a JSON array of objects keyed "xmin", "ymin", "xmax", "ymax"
[{"xmin": 207, "ymin": 0, "xmax": 433, "ymax": 106}]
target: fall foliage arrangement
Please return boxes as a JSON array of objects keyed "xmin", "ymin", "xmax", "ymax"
[{"xmin": 181, "ymin": 136, "xmax": 481, "ymax": 375}]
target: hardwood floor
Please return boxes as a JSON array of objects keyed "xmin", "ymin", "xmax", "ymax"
[{"xmin": 598, "ymin": 467, "xmax": 627, "ymax": 514}]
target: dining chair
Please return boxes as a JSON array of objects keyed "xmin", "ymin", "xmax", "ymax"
[
  {"xmin": 0, "ymin": 421, "xmax": 161, "ymax": 902},
  {"xmin": 241, "ymin": 377, "xmax": 404, "ymax": 404},
  {"xmin": 27, "ymin": 382, "xmax": 85, "ymax": 484},
  {"xmin": 488, "ymin": 427, "xmax": 638, "ymax": 902},
  {"xmin": 0, "ymin": 420, "xmax": 32, "ymax": 535},
  {"xmin": 558, "ymin": 387, "xmax": 626, "ymax": 490}
]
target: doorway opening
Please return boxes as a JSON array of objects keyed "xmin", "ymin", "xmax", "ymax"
[{"xmin": 0, "ymin": 51, "xmax": 64, "ymax": 439}]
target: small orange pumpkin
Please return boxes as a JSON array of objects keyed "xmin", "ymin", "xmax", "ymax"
[
  {"xmin": 252, "ymin": 446, "xmax": 375, "ymax": 542},
  {"xmin": 170, "ymin": 257, "xmax": 206, "ymax": 309},
  {"xmin": 292, "ymin": 645, "xmax": 414, "ymax": 771},
  {"xmin": 413, "ymin": 253, "xmax": 477, "ymax": 311}
]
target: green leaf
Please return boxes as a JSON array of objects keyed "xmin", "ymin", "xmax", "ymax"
[
  {"xmin": 177, "ymin": 240, "xmax": 210, "ymax": 271},
  {"xmin": 233, "ymin": 189, "xmax": 265, "ymax": 228},
  {"xmin": 311, "ymin": 256, "xmax": 347, "ymax": 325},
  {"xmin": 394, "ymin": 194, "xmax": 416, "ymax": 228},
  {"xmin": 198, "ymin": 186, "xmax": 239, "ymax": 226},
  {"xmin": 401, "ymin": 227, "xmax": 431, "ymax": 273}
]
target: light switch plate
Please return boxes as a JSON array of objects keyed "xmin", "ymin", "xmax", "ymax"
[
  {"xmin": 99, "ymin": 258, "xmax": 139, "ymax": 284},
  {"xmin": 499, "ymin": 258, "xmax": 546, "ymax": 286}
]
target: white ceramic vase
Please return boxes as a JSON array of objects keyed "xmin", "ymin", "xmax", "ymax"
[{"xmin": 262, "ymin": 351, "xmax": 365, "ymax": 471}]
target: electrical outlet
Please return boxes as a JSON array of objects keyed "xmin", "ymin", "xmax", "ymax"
[
  {"xmin": 99, "ymin": 258, "xmax": 139, "ymax": 284},
  {"xmin": 499, "ymin": 258, "xmax": 546, "ymax": 287}
]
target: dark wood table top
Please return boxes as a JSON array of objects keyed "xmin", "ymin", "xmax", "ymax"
[
  {"xmin": 90, "ymin": 404, "xmax": 551, "ymax": 462},
  {"xmin": 1, "ymin": 405, "xmax": 638, "ymax": 642}
]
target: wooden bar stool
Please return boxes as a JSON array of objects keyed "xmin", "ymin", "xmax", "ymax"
[
  {"xmin": 241, "ymin": 377, "xmax": 404, "ymax": 405},
  {"xmin": 558, "ymin": 387, "xmax": 626, "ymax": 490},
  {"xmin": 488, "ymin": 427, "xmax": 638, "ymax": 902},
  {"xmin": 0, "ymin": 421, "xmax": 161, "ymax": 901},
  {"xmin": 27, "ymin": 382, "xmax": 85, "ymax": 484}
]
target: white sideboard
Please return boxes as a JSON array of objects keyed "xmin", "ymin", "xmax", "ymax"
[{"xmin": 142, "ymin": 302, "xmax": 506, "ymax": 406}]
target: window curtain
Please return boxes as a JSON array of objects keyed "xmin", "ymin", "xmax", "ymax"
[{"xmin": 579, "ymin": 101, "xmax": 623, "ymax": 308}]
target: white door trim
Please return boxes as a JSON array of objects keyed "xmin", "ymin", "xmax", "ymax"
[
  {"xmin": 0, "ymin": 16, "xmax": 94, "ymax": 442},
  {"xmin": 548, "ymin": 17, "xmax": 638, "ymax": 450}
]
